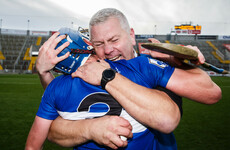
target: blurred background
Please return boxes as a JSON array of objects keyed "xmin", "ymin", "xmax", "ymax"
[{"xmin": 0, "ymin": 0, "xmax": 229, "ymax": 149}]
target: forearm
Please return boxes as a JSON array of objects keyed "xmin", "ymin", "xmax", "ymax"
[
  {"xmin": 37, "ymin": 71, "xmax": 55, "ymax": 90},
  {"xmin": 35, "ymin": 33, "xmax": 70, "ymax": 90},
  {"xmin": 167, "ymin": 65, "xmax": 222, "ymax": 104},
  {"xmin": 106, "ymin": 73, "xmax": 180, "ymax": 133},
  {"xmin": 25, "ymin": 116, "xmax": 52, "ymax": 150},
  {"xmin": 47, "ymin": 116, "xmax": 131, "ymax": 148},
  {"xmin": 47, "ymin": 117, "xmax": 91, "ymax": 147}
]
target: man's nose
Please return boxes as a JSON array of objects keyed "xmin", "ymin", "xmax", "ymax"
[{"xmin": 104, "ymin": 43, "xmax": 113, "ymax": 55}]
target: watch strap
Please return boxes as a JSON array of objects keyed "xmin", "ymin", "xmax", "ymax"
[{"xmin": 101, "ymin": 68, "xmax": 116, "ymax": 90}]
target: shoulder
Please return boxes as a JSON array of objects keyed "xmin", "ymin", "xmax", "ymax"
[
  {"xmin": 117, "ymin": 56, "xmax": 148, "ymax": 68},
  {"xmin": 45, "ymin": 75, "xmax": 73, "ymax": 95},
  {"xmin": 127, "ymin": 56, "xmax": 168, "ymax": 69},
  {"xmin": 129, "ymin": 56, "xmax": 148, "ymax": 63},
  {"xmin": 50, "ymin": 75, "xmax": 72, "ymax": 86}
]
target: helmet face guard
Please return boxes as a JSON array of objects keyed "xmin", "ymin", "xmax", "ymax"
[{"xmin": 54, "ymin": 27, "xmax": 93, "ymax": 74}]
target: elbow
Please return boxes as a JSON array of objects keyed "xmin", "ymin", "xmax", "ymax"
[
  {"xmin": 47, "ymin": 129, "xmax": 58, "ymax": 144},
  {"xmin": 25, "ymin": 146, "xmax": 37, "ymax": 150},
  {"xmin": 25, "ymin": 143, "xmax": 39, "ymax": 150},
  {"xmin": 205, "ymin": 85, "xmax": 222, "ymax": 105},
  {"xmin": 148, "ymin": 112, "xmax": 181, "ymax": 134},
  {"xmin": 47, "ymin": 132, "xmax": 53, "ymax": 142},
  {"xmin": 25, "ymin": 145, "xmax": 31, "ymax": 150},
  {"xmin": 161, "ymin": 115, "xmax": 180, "ymax": 134},
  {"xmin": 47, "ymin": 126, "xmax": 57, "ymax": 143}
]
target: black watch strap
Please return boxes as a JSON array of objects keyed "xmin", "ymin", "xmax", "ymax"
[{"xmin": 101, "ymin": 68, "xmax": 117, "ymax": 90}]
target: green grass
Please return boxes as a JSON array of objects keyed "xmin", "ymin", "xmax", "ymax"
[
  {"xmin": 0, "ymin": 74, "xmax": 70, "ymax": 150},
  {"xmin": 0, "ymin": 74, "xmax": 229, "ymax": 149},
  {"xmin": 174, "ymin": 76, "xmax": 230, "ymax": 150}
]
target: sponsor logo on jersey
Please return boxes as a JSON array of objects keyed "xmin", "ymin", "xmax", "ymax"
[{"xmin": 148, "ymin": 58, "xmax": 167, "ymax": 69}]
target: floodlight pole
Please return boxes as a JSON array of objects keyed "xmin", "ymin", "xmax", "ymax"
[
  {"xmin": 71, "ymin": 21, "xmax": 74, "ymax": 29},
  {"xmin": 27, "ymin": 20, "xmax": 30, "ymax": 36},
  {"xmin": 27, "ymin": 20, "xmax": 30, "ymax": 30},
  {"xmin": 0, "ymin": 19, "xmax": 2, "ymax": 28},
  {"xmin": 0, "ymin": 19, "xmax": 2, "ymax": 34}
]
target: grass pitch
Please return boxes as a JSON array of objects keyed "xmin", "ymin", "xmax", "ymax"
[
  {"xmin": 174, "ymin": 76, "xmax": 230, "ymax": 150},
  {"xmin": 0, "ymin": 74, "xmax": 229, "ymax": 150}
]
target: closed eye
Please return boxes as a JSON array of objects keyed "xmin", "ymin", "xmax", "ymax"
[{"xmin": 93, "ymin": 43, "xmax": 103, "ymax": 47}]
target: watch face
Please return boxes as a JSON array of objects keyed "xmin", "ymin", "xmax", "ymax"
[{"xmin": 104, "ymin": 69, "xmax": 115, "ymax": 79}]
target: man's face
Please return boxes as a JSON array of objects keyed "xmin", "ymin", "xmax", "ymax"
[{"xmin": 90, "ymin": 17, "xmax": 136, "ymax": 61}]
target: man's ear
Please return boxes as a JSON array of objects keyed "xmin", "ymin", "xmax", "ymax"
[{"xmin": 130, "ymin": 28, "xmax": 136, "ymax": 45}]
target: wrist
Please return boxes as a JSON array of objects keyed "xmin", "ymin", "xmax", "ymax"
[
  {"xmin": 101, "ymin": 68, "xmax": 117, "ymax": 90},
  {"xmin": 37, "ymin": 69, "xmax": 51, "ymax": 76},
  {"xmin": 84, "ymin": 119, "xmax": 96, "ymax": 141}
]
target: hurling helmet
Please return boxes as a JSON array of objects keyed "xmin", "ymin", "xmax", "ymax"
[{"xmin": 54, "ymin": 27, "xmax": 93, "ymax": 74}]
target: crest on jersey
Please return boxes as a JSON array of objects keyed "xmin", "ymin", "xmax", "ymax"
[{"xmin": 148, "ymin": 58, "xmax": 167, "ymax": 69}]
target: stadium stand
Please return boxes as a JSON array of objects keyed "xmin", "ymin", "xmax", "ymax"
[
  {"xmin": 0, "ymin": 29, "xmax": 50, "ymax": 73},
  {"xmin": 0, "ymin": 28, "xmax": 230, "ymax": 75}
]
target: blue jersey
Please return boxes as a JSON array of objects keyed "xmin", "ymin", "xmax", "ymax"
[{"xmin": 37, "ymin": 56, "xmax": 176, "ymax": 150}]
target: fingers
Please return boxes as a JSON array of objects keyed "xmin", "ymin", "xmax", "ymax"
[
  {"xmin": 71, "ymin": 71, "xmax": 78, "ymax": 78},
  {"xmin": 98, "ymin": 59, "xmax": 111, "ymax": 68},
  {"xmin": 109, "ymin": 117, "xmax": 132, "ymax": 148},
  {"xmin": 185, "ymin": 45, "xmax": 205, "ymax": 65},
  {"xmin": 47, "ymin": 33, "xmax": 70, "ymax": 57},
  {"xmin": 48, "ymin": 32, "xmax": 60, "ymax": 44},
  {"xmin": 111, "ymin": 135, "xmax": 128, "ymax": 148},
  {"xmin": 101, "ymin": 127, "xmax": 130, "ymax": 149},
  {"xmin": 50, "ymin": 34, "xmax": 67, "ymax": 51},
  {"xmin": 148, "ymin": 38, "xmax": 161, "ymax": 43},
  {"xmin": 197, "ymin": 49, "xmax": 205, "ymax": 64},
  {"xmin": 114, "ymin": 124, "xmax": 132, "ymax": 139},
  {"xmin": 71, "ymin": 60, "xmax": 110, "ymax": 85},
  {"xmin": 42, "ymin": 32, "xmax": 67, "ymax": 54},
  {"xmin": 41, "ymin": 32, "xmax": 60, "ymax": 51},
  {"xmin": 56, "ymin": 51, "xmax": 70, "ymax": 62},
  {"xmin": 172, "ymin": 56, "xmax": 183, "ymax": 66},
  {"xmin": 54, "ymin": 41, "xmax": 70, "ymax": 55},
  {"xmin": 109, "ymin": 116, "xmax": 132, "ymax": 137},
  {"xmin": 106, "ymin": 143, "xmax": 118, "ymax": 150},
  {"xmin": 104, "ymin": 134, "xmax": 126, "ymax": 149},
  {"xmin": 36, "ymin": 32, "xmax": 71, "ymax": 74},
  {"xmin": 71, "ymin": 68, "xmax": 82, "ymax": 78},
  {"xmin": 89, "ymin": 116, "xmax": 132, "ymax": 149}
]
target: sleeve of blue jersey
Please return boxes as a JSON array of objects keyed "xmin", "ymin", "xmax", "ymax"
[
  {"xmin": 124, "ymin": 56, "xmax": 174, "ymax": 88},
  {"xmin": 36, "ymin": 77, "xmax": 61, "ymax": 120},
  {"xmin": 147, "ymin": 57, "xmax": 175, "ymax": 87},
  {"xmin": 137, "ymin": 56, "xmax": 175, "ymax": 88},
  {"xmin": 159, "ymin": 66, "xmax": 175, "ymax": 87}
]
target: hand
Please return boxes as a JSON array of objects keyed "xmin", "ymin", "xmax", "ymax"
[
  {"xmin": 72, "ymin": 60, "xmax": 110, "ymax": 85},
  {"xmin": 147, "ymin": 38, "xmax": 171, "ymax": 61},
  {"xmin": 36, "ymin": 32, "xmax": 70, "ymax": 75},
  {"xmin": 148, "ymin": 38, "xmax": 161, "ymax": 44},
  {"xmin": 88, "ymin": 116, "xmax": 133, "ymax": 149},
  {"xmin": 167, "ymin": 45, "xmax": 205, "ymax": 66},
  {"xmin": 147, "ymin": 38, "xmax": 183, "ymax": 66},
  {"xmin": 184, "ymin": 45, "xmax": 205, "ymax": 65},
  {"xmin": 147, "ymin": 38, "xmax": 205, "ymax": 66}
]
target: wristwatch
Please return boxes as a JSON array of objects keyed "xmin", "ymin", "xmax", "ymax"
[{"xmin": 101, "ymin": 68, "xmax": 117, "ymax": 90}]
